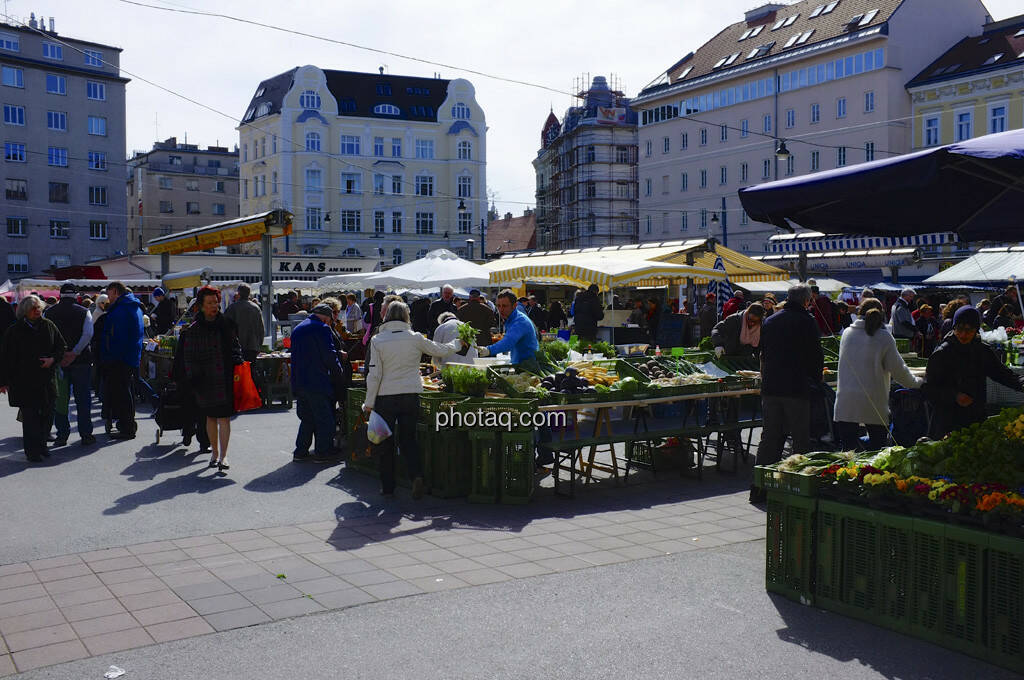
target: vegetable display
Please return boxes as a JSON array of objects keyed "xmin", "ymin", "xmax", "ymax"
[
  {"xmin": 537, "ymin": 339, "xmax": 570, "ymax": 363},
  {"xmin": 441, "ymin": 365, "xmax": 490, "ymax": 397},
  {"xmin": 456, "ymin": 322, "xmax": 477, "ymax": 346}
]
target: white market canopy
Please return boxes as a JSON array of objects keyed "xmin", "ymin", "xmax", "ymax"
[
  {"xmin": 14, "ymin": 278, "xmax": 162, "ymax": 297},
  {"xmin": 318, "ymin": 249, "xmax": 490, "ymax": 292},
  {"xmin": 923, "ymin": 247, "xmax": 1024, "ymax": 287},
  {"xmin": 738, "ymin": 277, "xmax": 851, "ymax": 294}
]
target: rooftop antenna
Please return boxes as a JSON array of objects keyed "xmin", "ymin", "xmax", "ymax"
[{"xmin": 154, "ymin": 112, "xmax": 158, "ymax": 141}]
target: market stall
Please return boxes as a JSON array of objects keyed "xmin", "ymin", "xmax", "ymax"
[
  {"xmin": 13, "ymin": 278, "xmax": 162, "ymax": 300},
  {"xmin": 318, "ymin": 248, "xmax": 490, "ymax": 294}
]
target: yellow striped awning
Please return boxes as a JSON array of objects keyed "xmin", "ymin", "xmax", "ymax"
[
  {"xmin": 488, "ymin": 256, "xmax": 726, "ymax": 291},
  {"xmin": 147, "ymin": 210, "xmax": 293, "ymax": 255}
]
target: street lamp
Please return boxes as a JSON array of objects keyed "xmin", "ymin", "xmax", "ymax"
[
  {"xmin": 323, "ymin": 211, "xmax": 331, "ymax": 224},
  {"xmin": 711, "ymin": 212, "xmax": 720, "ymax": 226},
  {"xmin": 457, "ymin": 199, "xmax": 467, "ymax": 213},
  {"xmin": 775, "ymin": 139, "xmax": 791, "ymax": 161}
]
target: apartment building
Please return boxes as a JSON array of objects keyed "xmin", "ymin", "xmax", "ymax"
[
  {"xmin": 533, "ymin": 76, "xmax": 639, "ymax": 250},
  {"xmin": 237, "ymin": 66, "xmax": 486, "ymax": 266},
  {"xmin": 1, "ymin": 15, "xmax": 128, "ymax": 276},
  {"xmin": 631, "ymin": 0, "xmax": 990, "ymax": 256},
  {"xmin": 126, "ymin": 137, "xmax": 239, "ymax": 253}
]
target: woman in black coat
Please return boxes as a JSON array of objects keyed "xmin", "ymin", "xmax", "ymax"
[
  {"xmin": 173, "ymin": 286, "xmax": 242, "ymax": 471},
  {"xmin": 924, "ymin": 306, "xmax": 1024, "ymax": 439},
  {"xmin": 0, "ymin": 296, "xmax": 66, "ymax": 462}
]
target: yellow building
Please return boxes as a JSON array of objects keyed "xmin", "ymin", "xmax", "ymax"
[
  {"xmin": 909, "ymin": 14, "xmax": 1024, "ymax": 150},
  {"xmin": 237, "ymin": 66, "xmax": 486, "ymax": 266}
]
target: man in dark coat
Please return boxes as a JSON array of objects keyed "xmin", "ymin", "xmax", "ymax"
[
  {"xmin": 0, "ymin": 297, "xmax": 15, "ymax": 340},
  {"xmin": 0, "ymin": 296, "xmax": 66, "ymax": 461},
  {"xmin": 527, "ymin": 296, "xmax": 548, "ymax": 335},
  {"xmin": 427, "ymin": 285, "xmax": 457, "ymax": 338},
  {"xmin": 150, "ymin": 287, "xmax": 177, "ymax": 335},
  {"xmin": 409, "ymin": 297, "xmax": 431, "ymax": 335},
  {"xmin": 698, "ymin": 293, "xmax": 718, "ymax": 340},
  {"xmin": 44, "ymin": 283, "xmax": 96, "ymax": 446},
  {"xmin": 924, "ymin": 305, "xmax": 1024, "ymax": 439},
  {"xmin": 571, "ymin": 284, "xmax": 604, "ymax": 342},
  {"xmin": 752, "ymin": 284, "xmax": 822, "ymax": 503},
  {"xmin": 99, "ymin": 281, "xmax": 145, "ymax": 440},
  {"xmin": 456, "ymin": 289, "xmax": 496, "ymax": 347},
  {"xmin": 985, "ymin": 285, "xmax": 1020, "ymax": 327},
  {"xmin": 224, "ymin": 283, "xmax": 265, "ymax": 363},
  {"xmin": 290, "ymin": 305, "xmax": 346, "ymax": 462}
]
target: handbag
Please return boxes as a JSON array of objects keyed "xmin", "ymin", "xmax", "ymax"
[{"xmin": 232, "ymin": 362, "xmax": 262, "ymax": 412}]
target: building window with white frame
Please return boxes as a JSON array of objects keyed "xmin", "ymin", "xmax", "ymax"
[
  {"xmin": 990, "ymin": 104, "xmax": 1007, "ymax": 134},
  {"xmin": 6, "ymin": 217, "xmax": 26, "ymax": 236},
  {"xmin": 811, "ymin": 150, "xmax": 820, "ymax": 171},
  {"xmin": 786, "ymin": 155, "xmax": 795, "ymax": 176},
  {"xmin": 680, "ymin": 212, "xmax": 688, "ymax": 232},
  {"xmin": 48, "ymin": 146, "xmax": 68, "ymax": 167},
  {"xmin": 956, "ymin": 111, "xmax": 972, "ymax": 141},
  {"xmin": 7, "ymin": 253, "xmax": 28, "ymax": 273},
  {"xmin": 762, "ymin": 158, "xmax": 771, "ymax": 179},
  {"xmin": 305, "ymin": 168, "xmax": 322, "ymax": 192},
  {"xmin": 644, "ymin": 140, "xmax": 652, "ymax": 157},
  {"xmin": 49, "ymin": 220, "xmax": 69, "ymax": 238},
  {"xmin": 299, "ymin": 90, "xmax": 321, "ymax": 109},
  {"xmin": 680, "ymin": 172, "xmax": 688, "ymax": 192},
  {"xmin": 340, "ymin": 210, "xmax": 361, "ymax": 232},
  {"xmin": 836, "ymin": 97, "xmax": 847, "ymax": 119},
  {"xmin": 720, "ymin": 125, "xmax": 728, "ymax": 142},
  {"xmin": 458, "ymin": 140, "xmax": 471, "ymax": 160},
  {"xmin": 457, "ymin": 176, "xmax": 472, "ymax": 198},
  {"xmin": 42, "ymin": 42, "xmax": 62, "ymax": 60},
  {"xmin": 340, "ymin": 135, "xmax": 360, "ymax": 155},
  {"xmin": 0, "ymin": 33, "xmax": 19, "ymax": 52},
  {"xmin": 415, "ymin": 139, "xmax": 434, "ymax": 159},
  {"xmin": 393, "ymin": 249, "xmax": 403, "ymax": 265},
  {"xmin": 271, "ymin": 172, "xmax": 278, "ymax": 193},
  {"xmin": 680, "ymin": 132, "xmax": 688, "ymax": 150},
  {"xmin": 89, "ymin": 221, "xmax": 108, "ymax": 240},
  {"xmin": 865, "ymin": 141, "xmax": 875, "ymax": 162},
  {"xmin": 392, "ymin": 211, "xmax": 402, "ymax": 233},
  {"xmin": 305, "ymin": 132, "xmax": 320, "ymax": 152},
  {"xmin": 811, "ymin": 103, "xmax": 820, "ymax": 124},
  {"xmin": 415, "ymin": 212, "xmax": 434, "ymax": 234},
  {"xmin": 86, "ymin": 81, "xmax": 105, "ymax": 101},
  {"xmin": 89, "ymin": 186, "xmax": 107, "ymax": 206},
  {"xmin": 45, "ymin": 73, "xmax": 65, "ymax": 94},
  {"xmin": 740, "ymin": 120, "xmax": 749, "ymax": 138},
  {"xmin": 864, "ymin": 90, "xmax": 875, "ymax": 113},
  {"xmin": 212, "ymin": 203, "xmax": 225, "ymax": 216},
  {"xmin": 2, "ymin": 66, "xmax": 24, "ymax": 88},
  {"xmin": 700, "ymin": 209, "xmax": 708, "ymax": 230},
  {"xmin": 763, "ymin": 114, "xmax": 772, "ymax": 133},
  {"xmin": 87, "ymin": 116, "xmax": 106, "ymax": 136},
  {"xmin": 740, "ymin": 211, "xmax": 749, "ymax": 226},
  {"xmin": 720, "ymin": 166, "xmax": 728, "ymax": 185},
  {"xmin": 392, "ymin": 137, "xmax": 401, "ymax": 157},
  {"xmin": 305, "ymin": 207, "xmax": 322, "ymax": 230},
  {"xmin": 700, "ymin": 128, "xmax": 708, "ymax": 146},
  {"xmin": 645, "ymin": 215, "xmax": 651, "ymax": 234},
  {"xmin": 699, "ymin": 169, "xmax": 707, "ymax": 189},
  {"xmin": 452, "ymin": 103, "xmax": 471, "ymax": 120},
  {"xmin": 415, "ymin": 174, "xmax": 434, "ymax": 196},
  {"xmin": 741, "ymin": 162, "xmax": 749, "ymax": 182},
  {"xmin": 303, "ymin": 246, "xmax": 322, "ymax": 256},
  {"xmin": 458, "ymin": 212, "xmax": 473, "ymax": 234},
  {"xmin": 5, "ymin": 141, "xmax": 26, "ymax": 162},
  {"xmin": 644, "ymin": 178, "xmax": 651, "ymax": 196},
  {"xmin": 391, "ymin": 175, "xmax": 402, "ymax": 194},
  {"xmin": 3, "ymin": 104, "xmax": 24, "ymax": 125},
  {"xmin": 837, "ymin": 146, "xmax": 847, "ymax": 166},
  {"xmin": 924, "ymin": 116, "xmax": 939, "ymax": 146},
  {"xmin": 374, "ymin": 210, "xmax": 386, "ymax": 234},
  {"xmin": 663, "ymin": 136, "xmax": 670, "ymax": 153},
  {"xmin": 341, "ymin": 172, "xmax": 361, "ymax": 194},
  {"xmin": 83, "ymin": 49, "xmax": 102, "ymax": 66},
  {"xmin": 373, "ymin": 136, "xmax": 384, "ymax": 157},
  {"xmin": 47, "ymin": 111, "xmax": 67, "ymax": 131},
  {"xmin": 373, "ymin": 174, "xmax": 385, "ymax": 194},
  {"xmin": 785, "ymin": 108, "xmax": 795, "ymax": 128},
  {"xmin": 51, "ymin": 254, "xmax": 71, "ymax": 268}
]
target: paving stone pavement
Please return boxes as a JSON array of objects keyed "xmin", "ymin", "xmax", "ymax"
[{"xmin": 0, "ymin": 466, "xmax": 766, "ymax": 675}]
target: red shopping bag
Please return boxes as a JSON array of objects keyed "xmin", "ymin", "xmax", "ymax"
[{"xmin": 233, "ymin": 362, "xmax": 262, "ymax": 413}]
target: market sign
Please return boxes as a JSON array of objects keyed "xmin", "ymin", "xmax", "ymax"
[{"xmin": 277, "ymin": 260, "xmax": 362, "ymax": 274}]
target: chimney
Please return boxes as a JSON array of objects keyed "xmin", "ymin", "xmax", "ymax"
[
  {"xmin": 29, "ymin": 13, "xmax": 36, "ymax": 28},
  {"xmin": 49, "ymin": 17, "xmax": 55, "ymax": 32},
  {"xmin": 505, "ymin": 212, "xmax": 513, "ymax": 220}
]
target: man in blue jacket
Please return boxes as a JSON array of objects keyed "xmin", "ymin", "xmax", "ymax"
[
  {"xmin": 100, "ymin": 281, "xmax": 145, "ymax": 439},
  {"xmin": 290, "ymin": 304, "xmax": 345, "ymax": 462},
  {"xmin": 477, "ymin": 289, "xmax": 540, "ymax": 372}
]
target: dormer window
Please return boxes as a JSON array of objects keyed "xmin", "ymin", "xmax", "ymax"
[
  {"xmin": 452, "ymin": 102, "xmax": 471, "ymax": 120},
  {"xmin": 783, "ymin": 14, "xmax": 799, "ymax": 27},
  {"xmin": 983, "ymin": 53, "xmax": 1004, "ymax": 65},
  {"xmin": 299, "ymin": 90, "xmax": 321, "ymax": 110},
  {"xmin": 256, "ymin": 102, "xmax": 271, "ymax": 117},
  {"xmin": 255, "ymin": 87, "xmax": 265, "ymax": 97},
  {"xmin": 373, "ymin": 104, "xmax": 401, "ymax": 116}
]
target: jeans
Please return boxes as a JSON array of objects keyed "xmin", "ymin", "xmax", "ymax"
[
  {"xmin": 836, "ymin": 421, "xmax": 890, "ymax": 452},
  {"xmin": 295, "ymin": 390, "xmax": 336, "ymax": 457},
  {"xmin": 22, "ymin": 401, "xmax": 53, "ymax": 459},
  {"xmin": 54, "ymin": 363, "xmax": 93, "ymax": 440},
  {"xmin": 104, "ymin": 362, "xmax": 137, "ymax": 435},
  {"xmin": 373, "ymin": 393, "xmax": 421, "ymax": 494},
  {"xmin": 755, "ymin": 395, "xmax": 811, "ymax": 467}
]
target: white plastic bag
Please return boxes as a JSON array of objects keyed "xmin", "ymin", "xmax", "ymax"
[
  {"xmin": 981, "ymin": 327, "xmax": 1009, "ymax": 345},
  {"xmin": 366, "ymin": 410, "xmax": 392, "ymax": 445}
]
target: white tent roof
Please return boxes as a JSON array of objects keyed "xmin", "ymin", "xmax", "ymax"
[
  {"xmin": 923, "ymin": 247, "xmax": 1024, "ymax": 286},
  {"xmin": 318, "ymin": 249, "xmax": 490, "ymax": 291},
  {"xmin": 739, "ymin": 278, "xmax": 851, "ymax": 294}
]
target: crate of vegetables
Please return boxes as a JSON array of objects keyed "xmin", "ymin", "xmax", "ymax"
[
  {"xmin": 538, "ymin": 361, "xmax": 634, "ymax": 403},
  {"xmin": 487, "ymin": 365, "xmax": 555, "ymax": 404}
]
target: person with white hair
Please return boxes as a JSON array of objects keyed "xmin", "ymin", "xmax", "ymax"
[
  {"xmin": 432, "ymin": 311, "xmax": 478, "ymax": 368},
  {"xmin": 890, "ymin": 287, "xmax": 918, "ymax": 340},
  {"xmin": 0, "ymin": 295, "xmax": 67, "ymax": 462},
  {"xmin": 426, "ymin": 284, "xmax": 456, "ymax": 338}
]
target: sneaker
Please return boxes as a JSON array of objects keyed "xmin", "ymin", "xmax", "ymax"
[
  {"xmin": 412, "ymin": 476, "xmax": 425, "ymax": 500},
  {"xmin": 53, "ymin": 438, "xmax": 68, "ymax": 447},
  {"xmin": 311, "ymin": 453, "xmax": 340, "ymax": 463},
  {"xmin": 109, "ymin": 431, "xmax": 136, "ymax": 441},
  {"xmin": 293, "ymin": 452, "xmax": 312, "ymax": 462},
  {"xmin": 81, "ymin": 434, "xmax": 96, "ymax": 445}
]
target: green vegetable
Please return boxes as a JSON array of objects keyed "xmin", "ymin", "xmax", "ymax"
[
  {"xmin": 594, "ymin": 384, "xmax": 611, "ymax": 394},
  {"xmin": 578, "ymin": 340, "xmax": 616, "ymax": 359},
  {"xmin": 538, "ymin": 339, "xmax": 570, "ymax": 362},
  {"xmin": 457, "ymin": 322, "xmax": 477, "ymax": 345},
  {"xmin": 442, "ymin": 365, "xmax": 489, "ymax": 397},
  {"xmin": 698, "ymin": 336, "xmax": 714, "ymax": 351},
  {"xmin": 612, "ymin": 376, "xmax": 639, "ymax": 395}
]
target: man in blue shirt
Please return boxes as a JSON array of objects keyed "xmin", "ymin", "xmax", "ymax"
[
  {"xmin": 477, "ymin": 289, "xmax": 540, "ymax": 371},
  {"xmin": 290, "ymin": 304, "xmax": 346, "ymax": 462}
]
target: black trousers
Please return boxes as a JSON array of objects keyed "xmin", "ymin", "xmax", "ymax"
[
  {"xmin": 22, "ymin": 401, "xmax": 53, "ymax": 459},
  {"xmin": 105, "ymin": 362, "xmax": 137, "ymax": 434},
  {"xmin": 373, "ymin": 393, "xmax": 421, "ymax": 494},
  {"xmin": 835, "ymin": 421, "xmax": 889, "ymax": 452},
  {"xmin": 755, "ymin": 395, "xmax": 810, "ymax": 467}
]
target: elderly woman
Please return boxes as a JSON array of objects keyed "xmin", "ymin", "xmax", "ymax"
[
  {"xmin": 711, "ymin": 303, "xmax": 765, "ymax": 358},
  {"xmin": 0, "ymin": 296, "xmax": 67, "ymax": 462},
  {"xmin": 363, "ymin": 301, "xmax": 464, "ymax": 498},
  {"xmin": 432, "ymin": 312, "xmax": 478, "ymax": 368},
  {"xmin": 173, "ymin": 286, "xmax": 243, "ymax": 472},
  {"xmin": 835, "ymin": 298, "xmax": 922, "ymax": 451}
]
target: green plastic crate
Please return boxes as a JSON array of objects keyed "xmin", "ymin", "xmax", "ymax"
[
  {"xmin": 468, "ymin": 430, "xmax": 500, "ymax": 504},
  {"xmin": 909, "ymin": 518, "xmax": 946, "ymax": 645},
  {"xmin": 754, "ymin": 466, "xmax": 818, "ymax": 497},
  {"xmin": 501, "ymin": 431, "xmax": 535, "ymax": 504},
  {"xmin": 815, "ymin": 500, "xmax": 842, "ymax": 605},
  {"xmin": 816, "ymin": 501, "xmax": 881, "ymax": 621},
  {"xmin": 456, "ymin": 397, "xmax": 536, "ymax": 432},
  {"xmin": 765, "ymin": 490, "xmax": 816, "ymax": 604},
  {"xmin": 941, "ymin": 524, "xmax": 988, "ymax": 656},
  {"xmin": 427, "ymin": 428, "xmax": 471, "ymax": 499},
  {"xmin": 419, "ymin": 393, "xmax": 469, "ymax": 432},
  {"xmin": 987, "ymin": 533, "xmax": 1024, "ymax": 674}
]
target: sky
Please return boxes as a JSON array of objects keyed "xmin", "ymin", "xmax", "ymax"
[{"xmin": 5, "ymin": 0, "xmax": 1021, "ymax": 216}]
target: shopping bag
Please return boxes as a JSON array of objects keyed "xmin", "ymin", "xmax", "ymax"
[
  {"xmin": 232, "ymin": 362, "xmax": 262, "ymax": 413},
  {"xmin": 366, "ymin": 410, "xmax": 392, "ymax": 445}
]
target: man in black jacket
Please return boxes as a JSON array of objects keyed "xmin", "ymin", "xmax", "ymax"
[
  {"xmin": 572, "ymin": 284, "xmax": 604, "ymax": 342},
  {"xmin": 427, "ymin": 285, "xmax": 457, "ymax": 338},
  {"xmin": 150, "ymin": 287, "xmax": 177, "ymax": 336},
  {"xmin": 44, "ymin": 284, "xmax": 96, "ymax": 446},
  {"xmin": 527, "ymin": 296, "xmax": 548, "ymax": 336},
  {"xmin": 985, "ymin": 285, "xmax": 1020, "ymax": 327},
  {"xmin": 751, "ymin": 284, "xmax": 822, "ymax": 504},
  {"xmin": 0, "ymin": 297, "xmax": 14, "ymax": 340}
]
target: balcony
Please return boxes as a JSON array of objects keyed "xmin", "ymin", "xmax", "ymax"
[{"xmin": 140, "ymin": 161, "xmax": 239, "ymax": 177}]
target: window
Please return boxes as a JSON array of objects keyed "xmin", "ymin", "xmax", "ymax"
[
  {"xmin": 2, "ymin": 66, "xmax": 23, "ymax": 88},
  {"xmin": 836, "ymin": 97, "xmax": 847, "ymax": 119},
  {"xmin": 415, "ymin": 139, "xmax": 434, "ymax": 159},
  {"xmin": 88, "ymin": 221, "xmax": 108, "ymax": 240},
  {"xmin": 452, "ymin": 103, "xmax": 471, "ymax": 120},
  {"xmin": 811, "ymin": 150, "xmax": 820, "ymax": 171},
  {"xmin": 7, "ymin": 253, "xmax": 27, "ymax": 273},
  {"xmin": 762, "ymin": 159, "xmax": 772, "ymax": 179},
  {"xmin": 340, "ymin": 210, "xmax": 361, "ymax": 232},
  {"xmin": 305, "ymin": 207, "xmax": 322, "ymax": 231},
  {"xmin": 741, "ymin": 162, "xmax": 749, "ymax": 182},
  {"xmin": 680, "ymin": 212, "xmax": 688, "ymax": 231},
  {"xmin": 644, "ymin": 140, "xmax": 652, "ymax": 156},
  {"xmin": 700, "ymin": 128, "xmax": 708, "ymax": 146},
  {"xmin": 924, "ymin": 117, "xmax": 939, "ymax": 146},
  {"xmin": 680, "ymin": 172, "xmax": 688, "ymax": 191},
  {"xmin": 47, "ymin": 111, "xmax": 67, "ymax": 131},
  {"xmin": 158, "ymin": 176, "xmax": 173, "ymax": 190},
  {"xmin": 680, "ymin": 133, "xmax": 688, "ymax": 150},
  {"xmin": 303, "ymin": 246, "xmax": 322, "ymax": 256},
  {"xmin": 763, "ymin": 114, "xmax": 772, "ymax": 132},
  {"xmin": 700, "ymin": 209, "xmax": 708, "ymax": 230},
  {"xmin": 51, "ymin": 254, "xmax": 71, "ymax": 268},
  {"xmin": 186, "ymin": 201, "xmax": 200, "ymax": 214},
  {"xmin": 159, "ymin": 200, "xmax": 173, "ymax": 213},
  {"xmin": 84, "ymin": 49, "xmax": 102, "ymax": 66},
  {"xmin": 786, "ymin": 155, "xmax": 795, "ymax": 176},
  {"xmin": 341, "ymin": 172, "xmax": 360, "ymax": 194},
  {"xmin": 720, "ymin": 125, "xmax": 728, "ymax": 142},
  {"xmin": 392, "ymin": 211, "xmax": 403, "ymax": 233},
  {"xmin": 87, "ymin": 116, "xmax": 107, "ymax": 136},
  {"xmin": 272, "ymin": 136, "xmax": 277, "ymax": 153},
  {"xmin": 46, "ymin": 74, "xmax": 66, "ymax": 95},
  {"xmin": 88, "ymin": 185, "xmax": 107, "ymax": 205},
  {"xmin": 458, "ymin": 212, "xmax": 473, "ymax": 234},
  {"xmin": 42, "ymin": 42, "xmax": 63, "ymax": 60},
  {"xmin": 415, "ymin": 212, "xmax": 434, "ymax": 234},
  {"xmin": 415, "ymin": 174, "xmax": 434, "ymax": 196},
  {"xmin": 85, "ymin": 81, "xmax": 106, "ymax": 101},
  {"xmin": 720, "ymin": 166, "xmax": 728, "ymax": 185},
  {"xmin": 48, "ymin": 146, "xmax": 68, "ymax": 166},
  {"xmin": 837, "ymin": 146, "xmax": 847, "ymax": 166},
  {"xmin": 341, "ymin": 247, "xmax": 360, "ymax": 257},
  {"xmin": 391, "ymin": 137, "xmax": 401, "ymax": 157},
  {"xmin": 48, "ymin": 182, "xmax": 69, "ymax": 203},
  {"xmin": 391, "ymin": 174, "xmax": 402, "ymax": 194},
  {"xmin": 864, "ymin": 91, "xmax": 875, "ymax": 113},
  {"xmin": 373, "ymin": 173, "xmax": 385, "ymax": 194},
  {"xmin": 659, "ymin": 176, "xmax": 668, "ymax": 194},
  {"xmin": 393, "ymin": 249, "xmax": 403, "ymax": 266},
  {"xmin": 88, "ymin": 151, "xmax": 107, "ymax": 170},
  {"xmin": 645, "ymin": 215, "xmax": 652, "ymax": 234},
  {"xmin": 6, "ymin": 217, "xmax": 26, "ymax": 236},
  {"xmin": 373, "ymin": 210, "xmax": 386, "ymax": 234},
  {"xmin": 616, "ymin": 181, "xmax": 630, "ymax": 198},
  {"xmin": 210, "ymin": 180, "xmax": 225, "ymax": 193},
  {"xmin": 169, "ymin": 155, "xmax": 182, "ymax": 166},
  {"xmin": 740, "ymin": 120, "xmax": 749, "ymax": 138},
  {"xmin": 340, "ymin": 135, "xmax": 360, "ymax": 155},
  {"xmin": 811, "ymin": 103, "xmax": 820, "ymax": 124},
  {"xmin": 956, "ymin": 111, "xmax": 972, "ymax": 141},
  {"xmin": 0, "ymin": 32, "xmax": 18, "ymax": 51},
  {"xmin": 5, "ymin": 142, "xmax": 26, "ymax": 162},
  {"xmin": 305, "ymin": 168, "xmax": 322, "ymax": 192},
  {"xmin": 864, "ymin": 141, "xmax": 875, "ymax": 162},
  {"xmin": 699, "ymin": 169, "xmax": 707, "ymax": 189},
  {"xmin": 373, "ymin": 104, "xmax": 400, "ymax": 116},
  {"xmin": 458, "ymin": 140, "xmax": 472, "ymax": 160},
  {"xmin": 990, "ymin": 105, "xmax": 1007, "ymax": 134},
  {"xmin": 662, "ymin": 136, "xmax": 670, "ymax": 153},
  {"xmin": 49, "ymin": 219, "xmax": 69, "ymax": 239},
  {"xmin": 305, "ymin": 131, "xmax": 320, "ymax": 152},
  {"xmin": 299, "ymin": 90, "xmax": 321, "ymax": 109},
  {"xmin": 457, "ymin": 176, "xmax": 472, "ymax": 198},
  {"xmin": 212, "ymin": 203, "xmax": 225, "ymax": 216},
  {"xmin": 271, "ymin": 172, "xmax": 278, "ymax": 193},
  {"xmin": 1, "ymin": 103, "xmax": 24, "ymax": 128}
]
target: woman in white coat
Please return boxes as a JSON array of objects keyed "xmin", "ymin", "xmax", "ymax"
[{"xmin": 834, "ymin": 298, "xmax": 923, "ymax": 451}]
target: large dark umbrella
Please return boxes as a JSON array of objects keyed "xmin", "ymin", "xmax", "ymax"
[{"xmin": 738, "ymin": 128, "xmax": 1024, "ymax": 241}]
